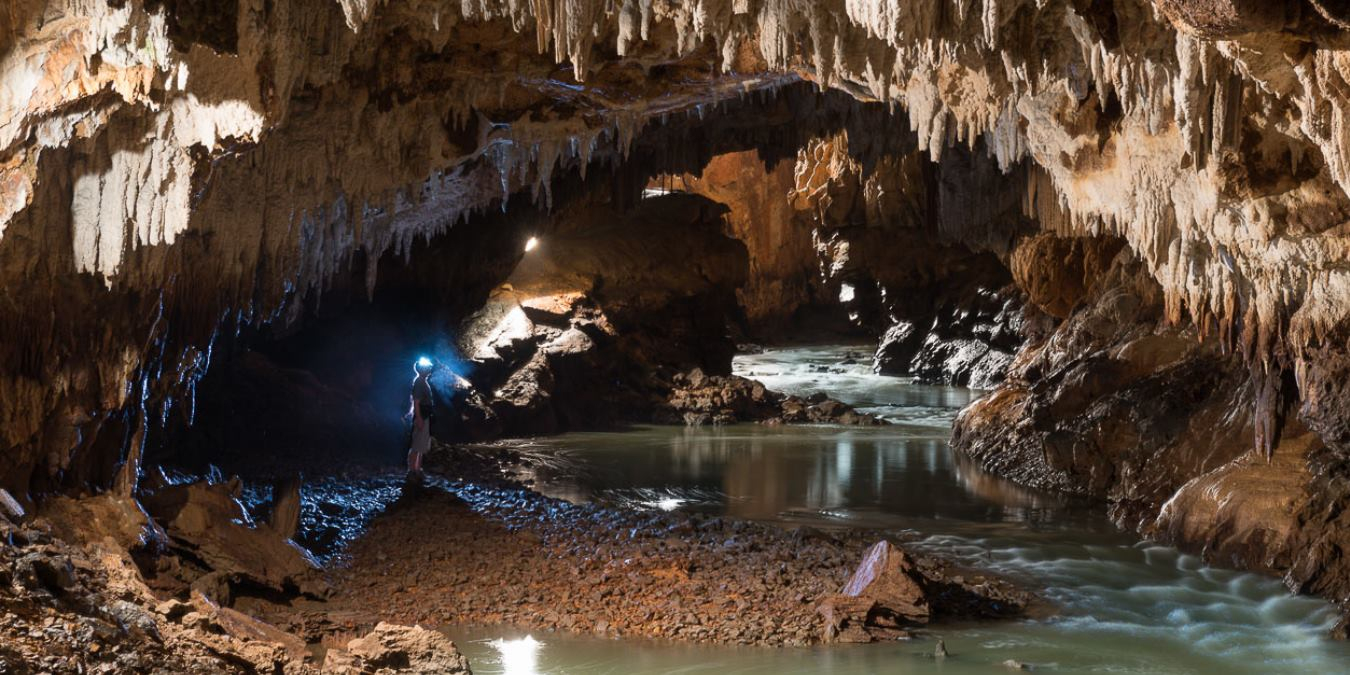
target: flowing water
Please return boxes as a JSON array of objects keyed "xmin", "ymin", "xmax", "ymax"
[{"xmin": 445, "ymin": 344, "xmax": 1350, "ymax": 674}]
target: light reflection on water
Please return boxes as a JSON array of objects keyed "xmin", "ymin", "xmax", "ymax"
[
  {"xmin": 486, "ymin": 636, "xmax": 543, "ymax": 675},
  {"xmin": 450, "ymin": 344, "xmax": 1350, "ymax": 674}
]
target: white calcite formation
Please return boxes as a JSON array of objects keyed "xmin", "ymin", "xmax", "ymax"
[{"xmin": 5, "ymin": 2, "xmax": 1350, "ymax": 373}]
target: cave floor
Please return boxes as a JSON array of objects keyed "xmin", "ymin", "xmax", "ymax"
[{"xmin": 249, "ymin": 468, "xmax": 1030, "ymax": 649}]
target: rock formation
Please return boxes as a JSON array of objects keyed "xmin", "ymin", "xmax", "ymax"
[
  {"xmin": 322, "ymin": 623, "xmax": 472, "ymax": 675},
  {"xmin": 815, "ymin": 539, "xmax": 1027, "ymax": 643},
  {"xmin": 666, "ymin": 150, "xmax": 844, "ymax": 334},
  {"xmin": 453, "ymin": 192, "xmax": 748, "ymax": 435},
  {"xmin": 7, "ymin": 0, "xmax": 1350, "ymax": 650},
  {"xmin": 787, "ymin": 133, "xmax": 1030, "ymax": 385},
  {"xmin": 817, "ymin": 540, "xmax": 931, "ymax": 642},
  {"xmin": 664, "ymin": 367, "xmax": 885, "ymax": 426}
]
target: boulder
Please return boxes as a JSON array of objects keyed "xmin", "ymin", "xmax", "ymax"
[
  {"xmin": 874, "ymin": 321, "xmax": 924, "ymax": 375},
  {"xmin": 487, "ymin": 352, "xmax": 558, "ymax": 435},
  {"xmin": 840, "ymin": 541, "xmax": 930, "ymax": 624},
  {"xmin": 0, "ymin": 488, "xmax": 24, "ymax": 522},
  {"xmin": 323, "ymin": 622, "xmax": 472, "ymax": 674},
  {"xmin": 267, "ymin": 476, "xmax": 303, "ymax": 541},
  {"xmin": 905, "ymin": 286, "xmax": 1024, "ymax": 388},
  {"xmin": 816, "ymin": 594, "xmax": 877, "ymax": 643},
  {"xmin": 520, "ymin": 291, "xmax": 586, "ymax": 325},
  {"xmin": 15, "ymin": 550, "xmax": 78, "ymax": 593},
  {"xmin": 541, "ymin": 327, "xmax": 595, "ymax": 357},
  {"xmin": 818, "ymin": 540, "xmax": 931, "ymax": 642},
  {"xmin": 213, "ymin": 605, "xmax": 309, "ymax": 666},
  {"xmin": 140, "ymin": 480, "xmax": 325, "ymax": 599}
]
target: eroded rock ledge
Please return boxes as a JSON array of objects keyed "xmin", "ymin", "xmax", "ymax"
[
  {"xmin": 951, "ymin": 234, "xmax": 1350, "ymax": 626},
  {"xmin": 0, "ymin": 499, "xmax": 472, "ymax": 674}
]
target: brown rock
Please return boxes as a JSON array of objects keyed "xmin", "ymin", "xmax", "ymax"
[
  {"xmin": 839, "ymin": 541, "xmax": 930, "ymax": 625},
  {"xmin": 520, "ymin": 291, "xmax": 586, "ymax": 325},
  {"xmin": 816, "ymin": 594, "xmax": 876, "ymax": 643},
  {"xmin": 213, "ymin": 605, "xmax": 309, "ymax": 666},
  {"xmin": 816, "ymin": 541, "xmax": 932, "ymax": 643},
  {"xmin": 323, "ymin": 622, "xmax": 471, "ymax": 674},
  {"xmin": 268, "ymin": 476, "xmax": 303, "ymax": 541},
  {"xmin": 141, "ymin": 480, "xmax": 325, "ymax": 599},
  {"xmin": 666, "ymin": 370, "xmax": 884, "ymax": 427}
]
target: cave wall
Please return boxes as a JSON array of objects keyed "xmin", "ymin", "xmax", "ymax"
[
  {"xmin": 1, "ymin": 14, "xmax": 905, "ymax": 500},
  {"xmin": 787, "ymin": 132, "xmax": 1031, "ymax": 386},
  {"xmin": 667, "ymin": 150, "xmax": 833, "ymax": 335},
  {"xmin": 7, "ymin": 0, "xmax": 1350, "ymax": 616}
]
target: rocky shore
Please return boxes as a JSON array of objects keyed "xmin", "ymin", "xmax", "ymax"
[
  {"xmin": 0, "ymin": 493, "xmax": 472, "ymax": 674},
  {"xmin": 254, "ymin": 445, "xmax": 1034, "ymax": 650}
]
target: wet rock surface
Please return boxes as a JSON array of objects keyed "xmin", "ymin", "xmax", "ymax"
[
  {"xmin": 881, "ymin": 287, "xmax": 1025, "ymax": 389},
  {"xmin": 790, "ymin": 135, "xmax": 1029, "ymax": 389},
  {"xmin": 953, "ymin": 248, "xmax": 1251, "ymax": 505},
  {"xmin": 950, "ymin": 241, "xmax": 1350, "ymax": 622},
  {"xmin": 241, "ymin": 473, "xmax": 410, "ymax": 563}
]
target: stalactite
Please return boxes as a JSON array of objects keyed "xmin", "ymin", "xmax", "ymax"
[{"xmin": 4, "ymin": 0, "xmax": 1350, "ymax": 491}]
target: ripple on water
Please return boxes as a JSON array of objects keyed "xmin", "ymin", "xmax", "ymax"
[{"xmin": 598, "ymin": 486, "xmax": 734, "ymax": 512}]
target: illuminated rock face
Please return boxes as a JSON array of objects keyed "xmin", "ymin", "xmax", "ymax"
[
  {"xmin": 6, "ymin": 0, "xmax": 1350, "ymax": 615},
  {"xmin": 454, "ymin": 193, "xmax": 750, "ymax": 435},
  {"xmin": 670, "ymin": 150, "xmax": 832, "ymax": 333}
]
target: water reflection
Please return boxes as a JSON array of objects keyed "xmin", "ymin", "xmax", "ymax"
[
  {"xmin": 464, "ymin": 345, "xmax": 1350, "ymax": 674},
  {"xmin": 950, "ymin": 451, "xmax": 1071, "ymax": 519},
  {"xmin": 510, "ymin": 344, "xmax": 1095, "ymax": 532},
  {"xmin": 523, "ymin": 423, "xmax": 1067, "ymax": 532},
  {"xmin": 486, "ymin": 636, "xmax": 542, "ymax": 675}
]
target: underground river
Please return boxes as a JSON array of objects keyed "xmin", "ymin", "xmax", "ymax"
[{"xmin": 441, "ymin": 345, "xmax": 1350, "ymax": 674}]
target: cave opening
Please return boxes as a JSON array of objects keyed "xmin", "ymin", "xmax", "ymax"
[{"xmin": 7, "ymin": 1, "xmax": 1350, "ymax": 672}]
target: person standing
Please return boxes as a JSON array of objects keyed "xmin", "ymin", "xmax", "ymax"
[{"xmin": 408, "ymin": 358, "xmax": 435, "ymax": 477}]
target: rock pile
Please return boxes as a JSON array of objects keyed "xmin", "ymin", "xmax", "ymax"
[
  {"xmin": 138, "ymin": 476, "xmax": 328, "ymax": 602},
  {"xmin": 1, "ymin": 498, "xmax": 474, "ymax": 674},
  {"xmin": 0, "ymin": 510, "xmax": 305, "ymax": 673},
  {"xmin": 663, "ymin": 368, "xmax": 886, "ymax": 426},
  {"xmin": 323, "ymin": 623, "xmax": 471, "ymax": 675}
]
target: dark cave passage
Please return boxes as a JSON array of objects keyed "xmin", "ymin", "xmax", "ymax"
[{"xmin": 137, "ymin": 86, "xmax": 1028, "ymax": 487}]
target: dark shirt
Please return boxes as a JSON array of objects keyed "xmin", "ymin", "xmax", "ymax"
[{"xmin": 412, "ymin": 376, "xmax": 433, "ymax": 418}]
